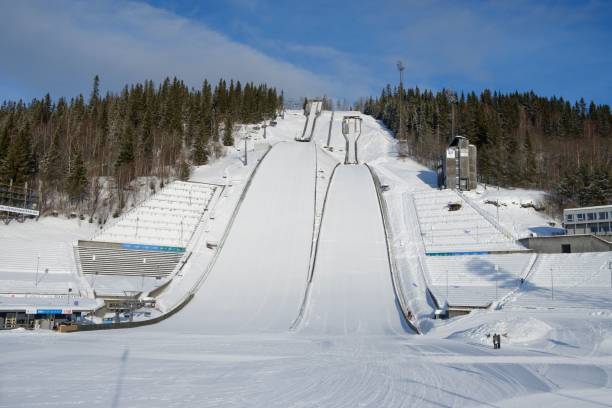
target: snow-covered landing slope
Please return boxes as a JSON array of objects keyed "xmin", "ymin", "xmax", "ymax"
[
  {"xmin": 298, "ymin": 165, "xmax": 412, "ymax": 335},
  {"xmin": 156, "ymin": 142, "xmax": 316, "ymax": 334}
]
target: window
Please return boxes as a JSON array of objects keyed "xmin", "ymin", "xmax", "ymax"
[
  {"xmin": 577, "ymin": 213, "xmax": 585, "ymax": 221},
  {"xmin": 599, "ymin": 212, "xmax": 609, "ymax": 220},
  {"xmin": 566, "ymin": 214, "xmax": 574, "ymax": 222},
  {"xmin": 587, "ymin": 213, "xmax": 596, "ymax": 221}
]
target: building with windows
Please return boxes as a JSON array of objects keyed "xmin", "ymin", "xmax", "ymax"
[{"xmin": 563, "ymin": 205, "xmax": 612, "ymax": 235}]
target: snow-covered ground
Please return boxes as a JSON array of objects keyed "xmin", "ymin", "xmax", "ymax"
[
  {"xmin": 1, "ymin": 109, "xmax": 611, "ymax": 407},
  {"xmin": 463, "ymin": 185, "xmax": 562, "ymax": 238}
]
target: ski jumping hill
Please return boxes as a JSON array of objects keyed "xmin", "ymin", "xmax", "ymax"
[
  {"xmin": 298, "ymin": 165, "xmax": 412, "ymax": 335},
  {"xmin": 159, "ymin": 142, "xmax": 316, "ymax": 333}
]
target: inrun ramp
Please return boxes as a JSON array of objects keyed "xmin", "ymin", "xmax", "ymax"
[
  {"xmin": 159, "ymin": 142, "xmax": 316, "ymax": 333},
  {"xmin": 298, "ymin": 165, "xmax": 412, "ymax": 335}
]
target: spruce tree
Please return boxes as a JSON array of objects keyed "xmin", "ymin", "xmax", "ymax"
[
  {"xmin": 193, "ymin": 127, "xmax": 209, "ymax": 165},
  {"xmin": 66, "ymin": 150, "xmax": 88, "ymax": 201},
  {"xmin": 0, "ymin": 126, "xmax": 32, "ymax": 186},
  {"xmin": 115, "ymin": 125, "xmax": 135, "ymax": 170},
  {"xmin": 179, "ymin": 159, "xmax": 191, "ymax": 181},
  {"xmin": 222, "ymin": 116, "xmax": 233, "ymax": 146},
  {"xmin": 40, "ymin": 127, "xmax": 65, "ymax": 190}
]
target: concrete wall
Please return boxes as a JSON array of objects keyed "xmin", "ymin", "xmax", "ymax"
[{"xmin": 519, "ymin": 234, "xmax": 612, "ymax": 253}]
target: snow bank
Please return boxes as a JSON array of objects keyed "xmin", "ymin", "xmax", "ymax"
[{"xmin": 448, "ymin": 315, "xmax": 553, "ymax": 346}]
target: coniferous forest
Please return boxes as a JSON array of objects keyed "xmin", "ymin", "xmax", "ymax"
[
  {"xmin": 0, "ymin": 76, "xmax": 282, "ymax": 218},
  {"xmin": 360, "ymin": 87, "xmax": 612, "ymax": 213}
]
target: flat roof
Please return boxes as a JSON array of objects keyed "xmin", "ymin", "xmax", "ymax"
[{"xmin": 564, "ymin": 204, "xmax": 612, "ymax": 212}]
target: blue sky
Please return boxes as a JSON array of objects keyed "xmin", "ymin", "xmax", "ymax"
[{"xmin": 1, "ymin": 0, "xmax": 611, "ymax": 104}]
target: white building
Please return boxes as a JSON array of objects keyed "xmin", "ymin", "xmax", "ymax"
[{"xmin": 563, "ymin": 204, "xmax": 612, "ymax": 235}]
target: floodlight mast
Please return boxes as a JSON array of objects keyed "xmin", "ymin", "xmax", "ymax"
[
  {"xmin": 445, "ymin": 89, "xmax": 457, "ymax": 143},
  {"xmin": 396, "ymin": 61, "xmax": 405, "ymax": 147}
]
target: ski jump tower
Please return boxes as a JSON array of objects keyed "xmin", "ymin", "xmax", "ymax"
[
  {"xmin": 296, "ymin": 99, "xmax": 323, "ymax": 142},
  {"xmin": 438, "ymin": 136, "xmax": 477, "ymax": 191}
]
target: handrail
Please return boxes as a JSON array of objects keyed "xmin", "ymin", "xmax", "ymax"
[
  {"xmin": 290, "ymin": 160, "xmax": 341, "ymax": 330},
  {"xmin": 365, "ymin": 163, "xmax": 420, "ymax": 334},
  {"xmin": 496, "ymin": 252, "xmax": 539, "ymax": 309},
  {"xmin": 456, "ymin": 190, "xmax": 517, "ymax": 241}
]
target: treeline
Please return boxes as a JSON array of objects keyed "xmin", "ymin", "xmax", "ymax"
[
  {"xmin": 0, "ymin": 76, "xmax": 282, "ymax": 217},
  {"xmin": 360, "ymin": 87, "xmax": 611, "ymax": 211}
]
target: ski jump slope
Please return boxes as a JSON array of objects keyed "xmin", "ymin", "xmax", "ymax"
[
  {"xmin": 159, "ymin": 142, "xmax": 316, "ymax": 333},
  {"xmin": 298, "ymin": 165, "xmax": 412, "ymax": 335},
  {"xmin": 159, "ymin": 110, "xmax": 411, "ymax": 335}
]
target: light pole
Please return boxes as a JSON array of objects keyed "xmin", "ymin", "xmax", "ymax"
[
  {"xmin": 244, "ymin": 136, "xmax": 248, "ymax": 166},
  {"xmin": 446, "ymin": 268, "xmax": 449, "ymax": 303},
  {"xmin": 608, "ymin": 260, "xmax": 611, "ymax": 289},
  {"xmin": 496, "ymin": 185, "xmax": 500, "ymax": 224},
  {"xmin": 550, "ymin": 267, "xmax": 554, "ymax": 300},
  {"xmin": 445, "ymin": 89, "xmax": 457, "ymax": 143},
  {"xmin": 35, "ymin": 255, "xmax": 40, "ymax": 287},
  {"xmin": 495, "ymin": 264, "xmax": 499, "ymax": 299},
  {"xmin": 396, "ymin": 60, "xmax": 405, "ymax": 146}
]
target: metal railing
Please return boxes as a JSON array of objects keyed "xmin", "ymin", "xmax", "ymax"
[
  {"xmin": 365, "ymin": 164, "xmax": 420, "ymax": 334},
  {"xmin": 291, "ymin": 159, "xmax": 341, "ymax": 330}
]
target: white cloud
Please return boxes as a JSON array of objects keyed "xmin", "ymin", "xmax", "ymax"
[{"xmin": 0, "ymin": 0, "xmax": 333, "ymax": 100}]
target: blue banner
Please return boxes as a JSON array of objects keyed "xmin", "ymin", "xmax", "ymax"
[
  {"xmin": 120, "ymin": 243, "xmax": 185, "ymax": 253},
  {"xmin": 36, "ymin": 309, "xmax": 63, "ymax": 315},
  {"xmin": 426, "ymin": 251, "xmax": 490, "ymax": 257}
]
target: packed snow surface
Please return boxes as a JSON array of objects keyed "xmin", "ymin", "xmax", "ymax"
[
  {"xmin": 1, "ymin": 109, "xmax": 612, "ymax": 407},
  {"xmin": 158, "ymin": 142, "xmax": 316, "ymax": 333},
  {"xmin": 298, "ymin": 165, "xmax": 410, "ymax": 335}
]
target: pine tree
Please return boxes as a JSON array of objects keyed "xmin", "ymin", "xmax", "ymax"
[
  {"xmin": 40, "ymin": 126, "xmax": 65, "ymax": 190},
  {"xmin": 179, "ymin": 159, "xmax": 191, "ymax": 181},
  {"xmin": 222, "ymin": 116, "xmax": 233, "ymax": 146},
  {"xmin": 0, "ymin": 125, "xmax": 32, "ymax": 186},
  {"xmin": 192, "ymin": 127, "xmax": 209, "ymax": 165},
  {"xmin": 115, "ymin": 125, "xmax": 135, "ymax": 170},
  {"xmin": 66, "ymin": 150, "xmax": 88, "ymax": 201}
]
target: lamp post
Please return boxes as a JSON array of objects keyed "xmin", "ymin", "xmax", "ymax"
[
  {"xmin": 550, "ymin": 267, "xmax": 555, "ymax": 300},
  {"xmin": 446, "ymin": 268, "xmax": 449, "ymax": 303},
  {"xmin": 495, "ymin": 264, "xmax": 499, "ymax": 299},
  {"xmin": 244, "ymin": 136, "xmax": 248, "ymax": 166},
  {"xmin": 35, "ymin": 255, "xmax": 40, "ymax": 287},
  {"xmin": 396, "ymin": 60, "xmax": 405, "ymax": 147},
  {"xmin": 445, "ymin": 90, "xmax": 457, "ymax": 143}
]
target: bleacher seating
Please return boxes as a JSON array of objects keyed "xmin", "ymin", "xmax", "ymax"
[
  {"xmin": 0, "ymin": 241, "xmax": 76, "ymax": 275},
  {"xmin": 0, "ymin": 272, "xmax": 82, "ymax": 296},
  {"xmin": 413, "ymin": 190, "xmax": 523, "ymax": 253},
  {"xmin": 94, "ymin": 181, "xmax": 216, "ymax": 247},
  {"xmin": 427, "ymin": 253, "xmax": 534, "ymax": 307},
  {"xmin": 72, "ymin": 181, "xmax": 215, "ymax": 296},
  {"xmin": 77, "ymin": 244, "xmax": 183, "ymax": 277},
  {"xmin": 506, "ymin": 253, "xmax": 612, "ymax": 309}
]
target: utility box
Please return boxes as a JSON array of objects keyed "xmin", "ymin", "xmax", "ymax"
[{"xmin": 438, "ymin": 136, "xmax": 477, "ymax": 191}]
